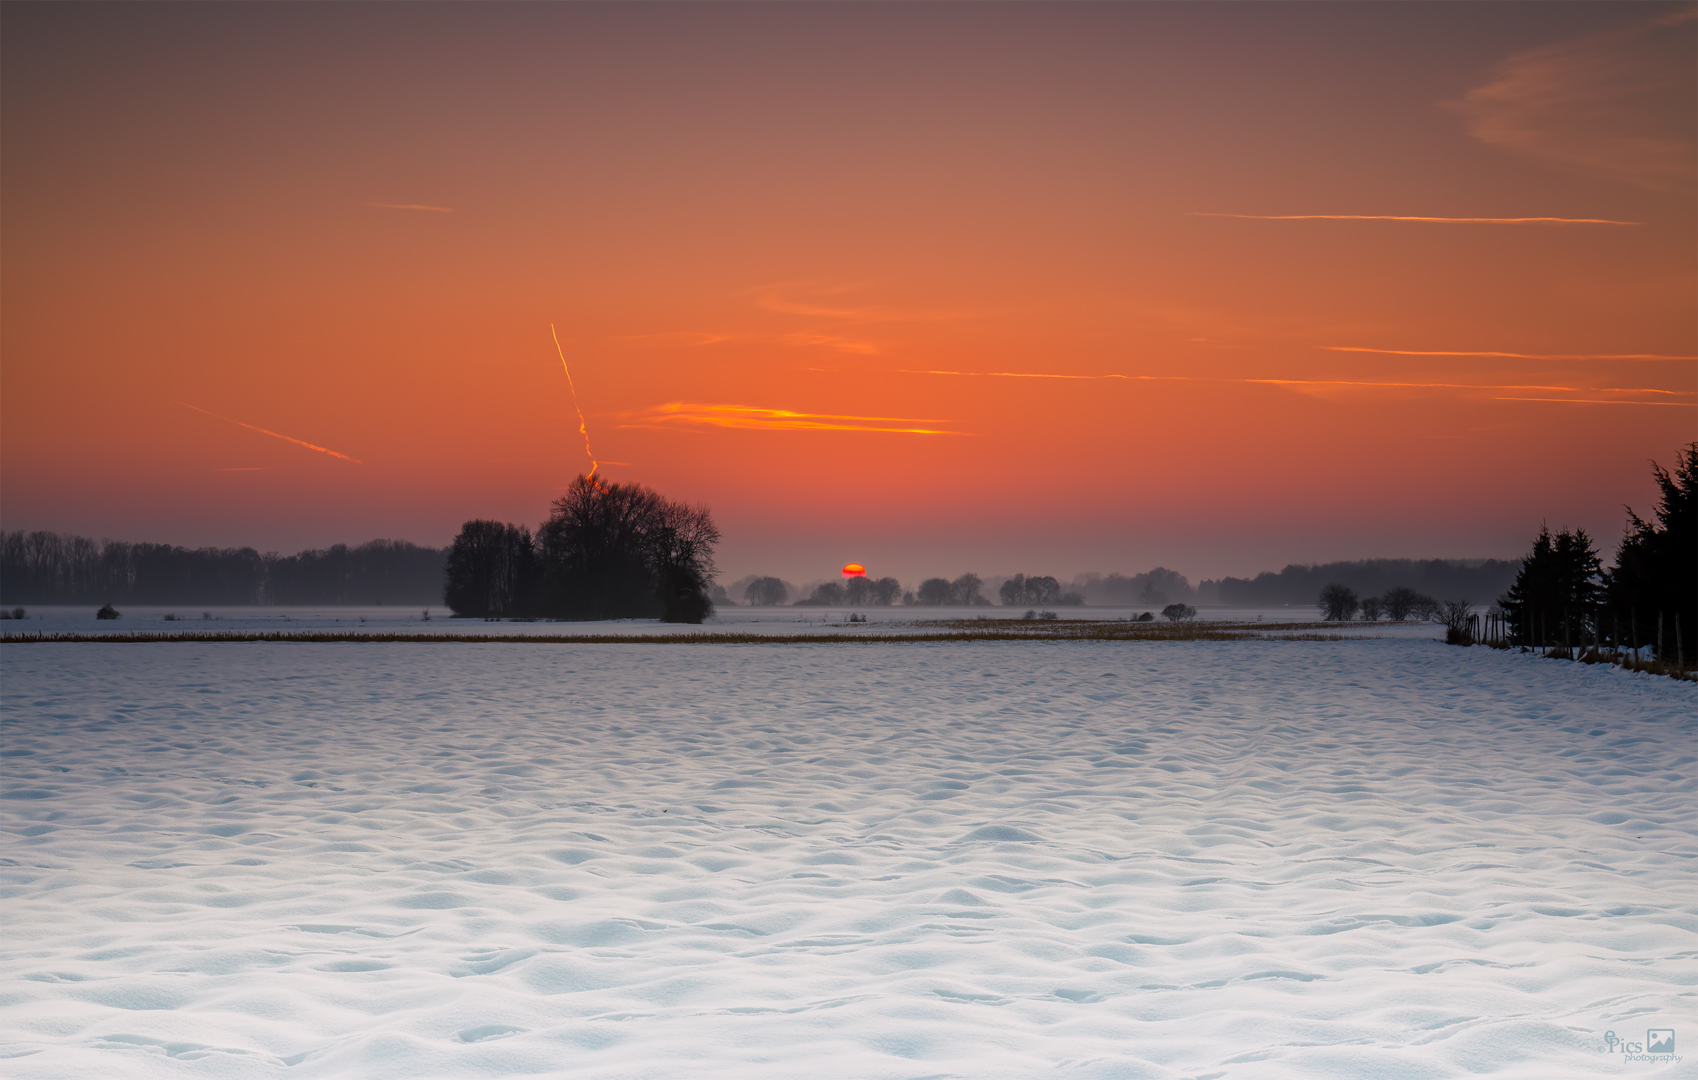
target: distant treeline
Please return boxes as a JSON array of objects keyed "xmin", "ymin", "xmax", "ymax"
[
  {"xmin": 1196, "ymin": 559, "xmax": 1519, "ymax": 608},
  {"xmin": 0, "ymin": 531, "xmax": 446, "ymax": 606}
]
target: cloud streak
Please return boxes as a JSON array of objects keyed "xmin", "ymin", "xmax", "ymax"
[
  {"xmin": 366, "ymin": 202, "xmax": 454, "ymax": 212},
  {"xmin": 904, "ymin": 369, "xmax": 1686, "ymax": 400},
  {"xmin": 1191, "ymin": 213, "xmax": 1639, "ymax": 225},
  {"xmin": 176, "ymin": 401, "xmax": 362, "ymax": 463},
  {"xmin": 620, "ymin": 402, "xmax": 960, "ymax": 435},
  {"xmin": 901, "ymin": 369, "xmax": 1193, "ymax": 382},
  {"xmin": 1325, "ymin": 346, "xmax": 1695, "ymax": 361},
  {"xmin": 1494, "ymin": 397, "xmax": 1697, "ymax": 407},
  {"xmin": 757, "ymin": 292, "xmax": 972, "ymax": 323}
]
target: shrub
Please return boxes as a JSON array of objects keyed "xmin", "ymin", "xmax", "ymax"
[
  {"xmin": 1162, "ymin": 603, "xmax": 1197, "ymax": 622},
  {"xmin": 96, "ymin": 604, "xmax": 120, "ymax": 620}
]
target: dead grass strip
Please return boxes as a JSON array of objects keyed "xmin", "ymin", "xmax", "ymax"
[{"xmin": 0, "ymin": 626, "xmax": 1377, "ymax": 646}]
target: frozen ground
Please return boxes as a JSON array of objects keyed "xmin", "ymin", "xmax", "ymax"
[
  {"xmin": 1, "ymin": 605, "xmax": 1442, "ymax": 639},
  {"xmin": 1, "ymin": 639, "xmax": 1692, "ymax": 1079}
]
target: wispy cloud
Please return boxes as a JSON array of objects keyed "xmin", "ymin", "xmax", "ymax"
[
  {"xmin": 901, "ymin": 369, "xmax": 1195, "ymax": 382},
  {"xmin": 616, "ymin": 331, "xmax": 741, "ymax": 348},
  {"xmin": 176, "ymin": 401, "xmax": 362, "ymax": 463},
  {"xmin": 1191, "ymin": 212, "xmax": 1639, "ymax": 225},
  {"xmin": 1325, "ymin": 346, "xmax": 1695, "ymax": 361},
  {"xmin": 365, "ymin": 202, "xmax": 454, "ymax": 212},
  {"xmin": 1494, "ymin": 397, "xmax": 1697, "ymax": 407},
  {"xmin": 1246, "ymin": 378, "xmax": 1668, "ymax": 394},
  {"xmin": 615, "ymin": 329, "xmax": 883, "ymax": 355},
  {"xmin": 904, "ymin": 368, "xmax": 1687, "ymax": 400},
  {"xmin": 757, "ymin": 291, "xmax": 972, "ymax": 324},
  {"xmin": 1448, "ymin": 10, "xmax": 1697, "ymax": 191},
  {"xmin": 779, "ymin": 332, "xmax": 883, "ymax": 355},
  {"xmin": 619, "ymin": 402, "xmax": 960, "ymax": 435}
]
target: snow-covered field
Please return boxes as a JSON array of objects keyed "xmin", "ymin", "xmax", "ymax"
[{"xmin": 1, "ymin": 639, "xmax": 1691, "ymax": 1078}]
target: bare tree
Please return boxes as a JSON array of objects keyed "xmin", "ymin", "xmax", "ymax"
[
  {"xmin": 743, "ymin": 576, "xmax": 789, "ymax": 606},
  {"xmin": 916, "ymin": 577, "xmax": 952, "ymax": 605},
  {"xmin": 870, "ymin": 577, "xmax": 902, "ymax": 605},
  {"xmin": 999, "ymin": 574, "xmax": 1026, "ymax": 606},
  {"xmin": 950, "ymin": 573, "xmax": 987, "ymax": 605},
  {"xmin": 1318, "ymin": 583, "xmax": 1358, "ymax": 621},
  {"xmin": 1382, "ymin": 585, "xmax": 1434, "ymax": 622},
  {"xmin": 1439, "ymin": 598, "xmax": 1472, "ymax": 643}
]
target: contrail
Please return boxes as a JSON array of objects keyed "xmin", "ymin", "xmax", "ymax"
[
  {"xmin": 1325, "ymin": 346, "xmax": 1695, "ymax": 361},
  {"xmin": 550, "ymin": 324, "xmax": 599, "ymax": 476},
  {"xmin": 175, "ymin": 401, "xmax": 361, "ymax": 463},
  {"xmin": 1191, "ymin": 213, "xmax": 1640, "ymax": 225}
]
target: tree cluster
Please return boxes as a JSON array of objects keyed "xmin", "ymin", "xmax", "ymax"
[
  {"xmin": 1493, "ymin": 447, "xmax": 1693, "ymax": 655},
  {"xmin": 998, "ymin": 574, "xmax": 1086, "ymax": 607},
  {"xmin": 1209, "ymin": 558, "xmax": 1517, "ymax": 608},
  {"xmin": 1496, "ymin": 445, "xmax": 1695, "ymax": 659},
  {"xmin": 444, "ymin": 474, "xmax": 721, "ymax": 623},
  {"xmin": 1318, "ymin": 582, "xmax": 1441, "ymax": 622},
  {"xmin": 913, "ymin": 573, "xmax": 991, "ymax": 606},
  {"xmin": 796, "ymin": 576, "xmax": 903, "ymax": 606},
  {"xmin": 1603, "ymin": 443, "xmax": 1695, "ymax": 659},
  {"xmin": 742, "ymin": 576, "xmax": 789, "ymax": 606},
  {"xmin": 0, "ymin": 531, "xmax": 445, "ymax": 606},
  {"xmin": 1068, "ymin": 568, "xmax": 1192, "ymax": 606}
]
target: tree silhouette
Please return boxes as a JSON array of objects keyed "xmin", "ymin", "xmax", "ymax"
[
  {"xmin": 743, "ymin": 576, "xmax": 789, "ymax": 606},
  {"xmin": 869, "ymin": 577, "xmax": 902, "ymax": 605},
  {"xmin": 445, "ymin": 520, "xmax": 537, "ymax": 618},
  {"xmin": 1498, "ymin": 526, "xmax": 1600, "ymax": 646},
  {"xmin": 1381, "ymin": 585, "xmax": 1435, "ymax": 622},
  {"xmin": 537, "ymin": 474, "xmax": 720, "ymax": 622},
  {"xmin": 916, "ymin": 577, "xmax": 952, "ymax": 605},
  {"xmin": 950, "ymin": 573, "xmax": 987, "ymax": 605},
  {"xmin": 1606, "ymin": 442, "xmax": 1695, "ymax": 660},
  {"xmin": 1318, "ymin": 583, "xmax": 1358, "ymax": 621}
]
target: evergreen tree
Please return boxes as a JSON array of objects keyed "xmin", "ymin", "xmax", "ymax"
[
  {"xmin": 1606, "ymin": 443, "xmax": 1696, "ymax": 661},
  {"xmin": 1498, "ymin": 526, "xmax": 1601, "ymax": 646}
]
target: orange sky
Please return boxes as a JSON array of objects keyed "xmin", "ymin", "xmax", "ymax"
[{"xmin": 3, "ymin": 3, "xmax": 1693, "ymax": 584}]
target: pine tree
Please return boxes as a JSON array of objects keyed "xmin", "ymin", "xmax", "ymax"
[
  {"xmin": 1499, "ymin": 526, "xmax": 1600, "ymax": 646},
  {"xmin": 1606, "ymin": 442, "xmax": 1696, "ymax": 661}
]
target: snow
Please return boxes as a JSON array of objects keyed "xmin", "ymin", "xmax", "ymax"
[
  {"xmin": 1, "ymin": 638, "xmax": 1691, "ymax": 1078},
  {"xmin": 2, "ymin": 604, "xmax": 1446, "ymax": 639}
]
